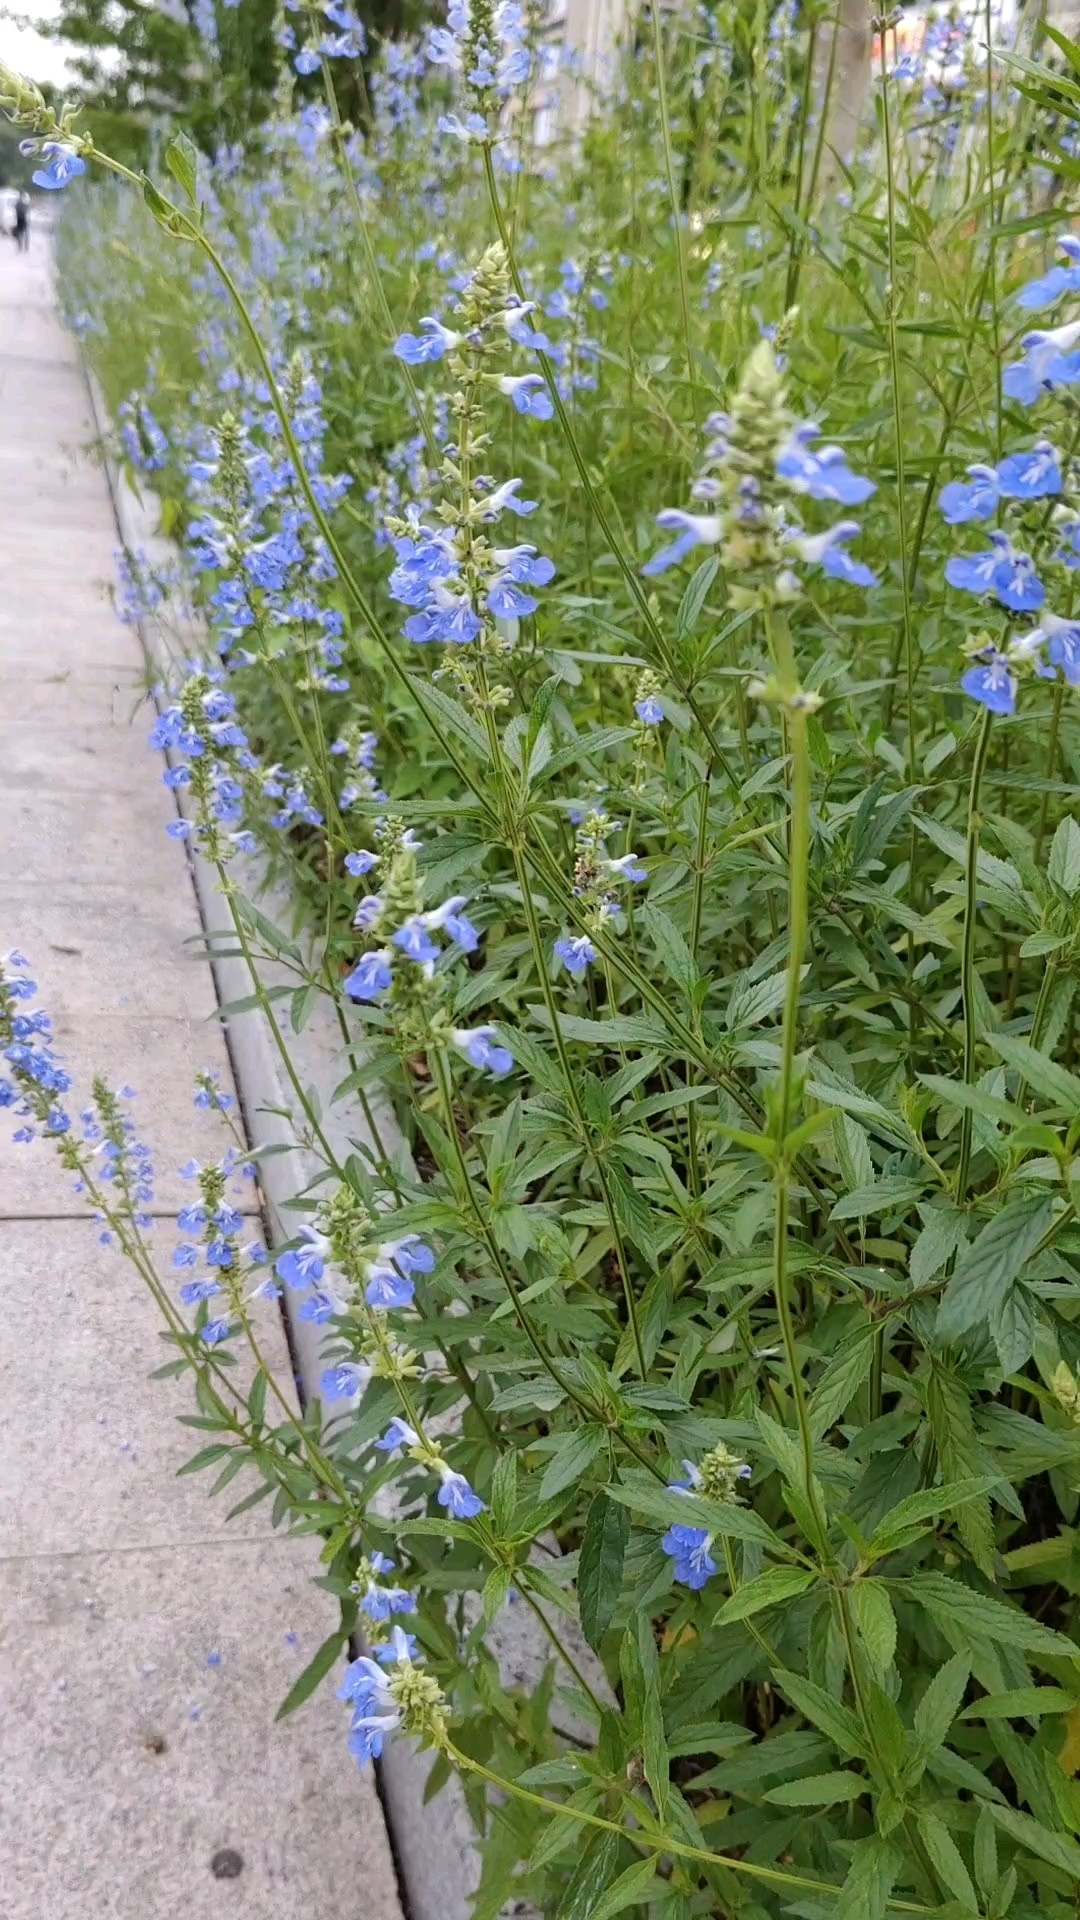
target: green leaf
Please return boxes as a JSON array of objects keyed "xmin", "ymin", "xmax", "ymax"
[
  {"xmin": 988, "ymin": 1802, "xmax": 1080, "ymax": 1878},
  {"xmin": 917, "ymin": 1809, "xmax": 977, "ymax": 1910},
  {"xmin": 607, "ymin": 1474, "xmax": 789, "ymax": 1556},
  {"xmin": 909, "ymin": 1653, "xmax": 972, "ymax": 1774},
  {"xmin": 904, "ymin": 1573, "xmax": 1080, "ymax": 1664},
  {"xmin": 676, "ymin": 555, "xmax": 719, "ymax": 637},
  {"xmin": 830, "ymin": 1176, "xmax": 927, "ymax": 1221},
  {"xmin": 577, "ymin": 1492, "xmax": 628, "ymax": 1652},
  {"xmin": 164, "ymin": 130, "xmax": 198, "ymax": 204},
  {"xmin": 909, "ymin": 1205, "xmax": 970, "ymax": 1287},
  {"xmin": 765, "ymin": 1769, "xmax": 869, "ymax": 1806},
  {"xmin": 637, "ymin": 1614, "xmax": 670, "ymax": 1823},
  {"xmin": 407, "ymin": 674, "xmax": 489, "ymax": 759},
  {"xmin": 176, "ymin": 1443, "xmax": 231, "ymax": 1476},
  {"xmin": 989, "ymin": 1033, "xmax": 1080, "ymax": 1112},
  {"xmin": 1048, "ymin": 815, "xmax": 1080, "ymax": 896},
  {"xmin": 586, "ymin": 1856, "xmax": 661, "ymax": 1920},
  {"xmin": 539, "ymin": 1425, "xmax": 604, "ymax": 1500},
  {"xmin": 714, "ymin": 1565, "xmax": 816, "ymax": 1625},
  {"xmin": 864, "ymin": 1475, "xmax": 999, "ymax": 1561},
  {"xmin": 549, "ymin": 1011, "xmax": 670, "ymax": 1049},
  {"xmin": 936, "ymin": 1195, "xmax": 1053, "ymax": 1344},
  {"xmin": 835, "ymin": 1836, "xmax": 901, "ymax": 1920},
  {"xmin": 809, "ymin": 1321, "xmax": 878, "ymax": 1436},
  {"xmin": 960, "ymin": 1687, "xmax": 1075, "ymax": 1721},
  {"xmin": 491, "ymin": 1446, "xmax": 518, "ymax": 1534},
  {"xmin": 274, "ymin": 1630, "xmax": 344, "ymax": 1720},
  {"xmin": 639, "ymin": 903, "xmax": 699, "ymax": 998},
  {"xmin": 773, "ymin": 1669, "xmax": 870, "ymax": 1759},
  {"xmin": 925, "ymin": 1369, "xmax": 996, "ymax": 1577},
  {"xmin": 851, "ymin": 1579, "xmax": 897, "ymax": 1676},
  {"xmin": 556, "ymin": 1830, "xmax": 621, "ymax": 1920}
]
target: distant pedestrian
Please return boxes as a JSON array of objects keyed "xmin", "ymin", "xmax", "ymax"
[{"xmin": 13, "ymin": 190, "xmax": 29, "ymax": 253}]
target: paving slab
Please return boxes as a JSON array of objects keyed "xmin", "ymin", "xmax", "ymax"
[{"xmin": 0, "ymin": 240, "xmax": 402, "ymax": 1919}]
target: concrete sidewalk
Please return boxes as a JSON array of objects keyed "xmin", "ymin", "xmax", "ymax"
[{"xmin": 0, "ymin": 240, "xmax": 402, "ymax": 1919}]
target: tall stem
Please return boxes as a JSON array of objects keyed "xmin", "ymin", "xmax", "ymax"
[
  {"xmin": 650, "ymin": 2, "xmax": 698, "ymax": 431},
  {"xmin": 766, "ymin": 611, "xmax": 825, "ymax": 1534},
  {"xmin": 955, "ymin": 708, "xmax": 993, "ymax": 1204},
  {"xmin": 878, "ymin": 34, "xmax": 916, "ymax": 776}
]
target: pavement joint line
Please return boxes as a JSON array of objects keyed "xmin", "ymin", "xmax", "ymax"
[{"xmin": 0, "ymin": 1535, "xmax": 306, "ymax": 1568}]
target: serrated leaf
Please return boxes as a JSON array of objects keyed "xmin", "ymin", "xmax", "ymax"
[
  {"xmin": 164, "ymin": 130, "xmax": 198, "ymax": 204},
  {"xmin": 539, "ymin": 1425, "xmax": 604, "ymax": 1500},
  {"xmin": 936, "ymin": 1195, "xmax": 1053, "ymax": 1344},
  {"xmin": 831, "ymin": 1176, "xmax": 927, "ymax": 1221},
  {"xmin": 774, "ymin": 1668, "xmax": 870, "ymax": 1759},
  {"xmin": 852, "ymin": 1579, "xmax": 897, "ymax": 1675},
  {"xmin": 765, "ymin": 1769, "xmax": 869, "ymax": 1805},
  {"xmin": 917, "ymin": 1809, "xmax": 977, "ymax": 1910},
  {"xmin": 715, "ymin": 1565, "xmax": 816, "ymax": 1624},
  {"xmin": 926, "ymin": 1368, "xmax": 996, "ymax": 1577},
  {"xmin": 910, "ymin": 1205, "xmax": 970, "ymax": 1287},
  {"xmin": 408, "ymin": 674, "xmax": 489, "ymax": 759},
  {"xmin": 639, "ymin": 903, "xmax": 699, "ymax": 997},
  {"xmin": 1049, "ymin": 815, "xmax": 1080, "ymax": 896},
  {"xmin": 905, "ymin": 1572, "xmax": 1080, "ymax": 1663},
  {"xmin": 578, "ymin": 1492, "xmax": 628, "ymax": 1652},
  {"xmin": 586, "ymin": 1856, "xmax": 661, "ymax": 1920},
  {"xmin": 989, "ymin": 1033, "xmax": 1080, "ymax": 1112},
  {"xmin": 676, "ymin": 555, "xmax": 719, "ymax": 636},
  {"xmin": 909, "ymin": 1653, "xmax": 972, "ymax": 1775},
  {"xmin": 865, "ymin": 1475, "xmax": 998, "ymax": 1561},
  {"xmin": 835, "ymin": 1835, "xmax": 901, "ymax": 1920},
  {"xmin": 606, "ymin": 1474, "xmax": 789, "ymax": 1555},
  {"xmin": 960, "ymin": 1687, "xmax": 1075, "ymax": 1720},
  {"xmin": 988, "ymin": 1802, "xmax": 1080, "ymax": 1877}
]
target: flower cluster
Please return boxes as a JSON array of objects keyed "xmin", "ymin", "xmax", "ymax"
[
  {"xmin": 150, "ymin": 666, "xmax": 260, "ymax": 861},
  {"xmin": 388, "ymin": 244, "xmax": 554, "ymax": 672},
  {"xmin": 338, "ymin": 1624, "xmax": 447, "ymax": 1766},
  {"xmin": 173, "ymin": 1137, "xmax": 264, "ymax": 1346},
  {"xmin": 426, "ymin": 1, "xmax": 531, "ymax": 144},
  {"xmin": 660, "ymin": 1444, "xmax": 752, "ymax": 1590},
  {"xmin": 553, "ymin": 810, "xmax": 647, "ymax": 977},
  {"xmin": 643, "ymin": 337, "xmax": 875, "ymax": 608},
  {"xmin": 289, "ymin": 0, "xmax": 366, "ymax": 77},
  {"xmin": 0, "ymin": 955, "xmax": 73, "ymax": 1143}
]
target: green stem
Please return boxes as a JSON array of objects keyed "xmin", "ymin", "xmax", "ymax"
[
  {"xmin": 955, "ymin": 707, "xmax": 994, "ymax": 1204},
  {"xmin": 649, "ymin": 1, "xmax": 698, "ymax": 431},
  {"xmin": 879, "ymin": 36, "xmax": 917, "ymax": 779},
  {"xmin": 444, "ymin": 1743, "xmax": 935, "ymax": 1912}
]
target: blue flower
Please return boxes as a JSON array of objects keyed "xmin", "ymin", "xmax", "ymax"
[
  {"xmin": 793, "ymin": 519, "xmax": 877, "ymax": 587},
  {"xmin": 424, "ymin": 895, "xmax": 480, "ymax": 952},
  {"xmin": 479, "ymin": 477, "xmax": 538, "ymax": 519},
  {"xmin": 1044, "ymin": 616, "xmax": 1080, "ymax": 684},
  {"xmin": 359, "ymin": 1579, "xmax": 417, "ymax": 1623},
  {"xmin": 298, "ymin": 1290, "xmax": 335, "ymax": 1323},
  {"xmin": 1015, "ymin": 236, "xmax": 1080, "ymax": 310},
  {"xmin": 490, "ymin": 544, "xmax": 555, "ymax": 588},
  {"xmin": 294, "ymin": 47, "xmax": 321, "ymax": 73},
  {"xmin": 437, "ymin": 1466, "xmax": 485, "ymax": 1519},
  {"xmin": 338, "ymin": 1637, "xmax": 406, "ymax": 1764},
  {"xmin": 497, "ymin": 373, "xmax": 554, "ymax": 420},
  {"xmin": 179, "ymin": 1278, "xmax": 222, "ymax": 1305},
  {"xmin": 939, "ymin": 463, "xmax": 1000, "ymax": 523},
  {"xmin": 661, "ymin": 1522, "xmax": 717, "ymax": 1590},
  {"xmin": 365, "ymin": 1266, "xmax": 415, "ymax": 1310},
  {"xmin": 275, "ymin": 1231, "xmax": 327, "ymax": 1290},
  {"xmin": 945, "ymin": 530, "xmax": 1044, "ymax": 611},
  {"xmin": 320, "ymin": 1362, "xmax": 370, "ymax": 1401},
  {"xmin": 1002, "ymin": 319, "xmax": 1080, "ymax": 405},
  {"xmin": 392, "ymin": 917, "xmax": 441, "ymax": 964},
  {"xmin": 642, "ymin": 509, "xmax": 721, "ymax": 576},
  {"xmin": 997, "ymin": 440, "xmax": 1061, "ymax": 500},
  {"xmin": 453, "ymin": 1025, "xmax": 514, "ymax": 1077},
  {"xmin": 200, "ymin": 1317, "xmax": 232, "ymax": 1346},
  {"xmin": 635, "ymin": 695, "xmax": 664, "ymax": 725},
  {"xmin": 392, "ymin": 317, "xmax": 462, "ymax": 365},
  {"xmin": 344, "ymin": 950, "xmax": 393, "ymax": 1001},
  {"xmin": 961, "ymin": 650, "xmax": 1016, "ymax": 715},
  {"xmin": 30, "ymin": 142, "xmax": 87, "ymax": 190},
  {"xmin": 776, "ymin": 425, "xmax": 875, "ymax": 504},
  {"xmin": 375, "ymin": 1417, "xmax": 420, "ymax": 1453},
  {"xmin": 345, "ymin": 849, "xmax": 379, "ymax": 876},
  {"xmin": 604, "ymin": 852, "xmax": 648, "ymax": 882},
  {"xmin": 555, "ymin": 935, "xmax": 596, "ymax": 976}
]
